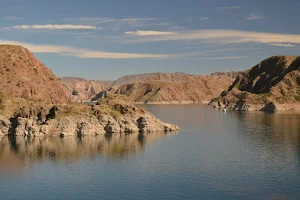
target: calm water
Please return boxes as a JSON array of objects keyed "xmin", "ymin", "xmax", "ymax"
[{"xmin": 0, "ymin": 105, "xmax": 300, "ymax": 200}]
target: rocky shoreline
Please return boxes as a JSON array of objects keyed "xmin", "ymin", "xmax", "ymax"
[
  {"xmin": 0, "ymin": 95, "xmax": 179, "ymax": 137},
  {"xmin": 209, "ymin": 101, "xmax": 300, "ymax": 112}
]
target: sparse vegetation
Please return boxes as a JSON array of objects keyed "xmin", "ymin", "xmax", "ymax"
[
  {"xmin": 110, "ymin": 110, "xmax": 121, "ymax": 119},
  {"xmin": 72, "ymin": 89, "xmax": 79, "ymax": 96}
]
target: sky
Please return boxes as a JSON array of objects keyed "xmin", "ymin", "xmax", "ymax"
[{"xmin": 1, "ymin": 0, "xmax": 300, "ymax": 80}]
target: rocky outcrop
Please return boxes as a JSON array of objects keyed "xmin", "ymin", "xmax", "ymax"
[
  {"xmin": 94, "ymin": 73, "xmax": 234, "ymax": 104},
  {"xmin": 61, "ymin": 77, "xmax": 112, "ymax": 102},
  {"xmin": 211, "ymin": 56, "xmax": 300, "ymax": 111},
  {"xmin": 0, "ymin": 94, "xmax": 179, "ymax": 137},
  {"xmin": 0, "ymin": 117, "xmax": 10, "ymax": 136},
  {"xmin": 0, "ymin": 45, "xmax": 68, "ymax": 104}
]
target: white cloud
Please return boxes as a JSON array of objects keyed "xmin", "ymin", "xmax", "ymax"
[
  {"xmin": 72, "ymin": 17, "xmax": 158, "ymax": 25},
  {"xmin": 246, "ymin": 14, "xmax": 263, "ymax": 20},
  {"xmin": 4, "ymin": 16, "xmax": 23, "ymax": 20},
  {"xmin": 125, "ymin": 30, "xmax": 177, "ymax": 36},
  {"xmin": 63, "ymin": 17, "xmax": 167, "ymax": 30},
  {"xmin": 218, "ymin": 6, "xmax": 240, "ymax": 9},
  {"xmin": 13, "ymin": 24, "xmax": 97, "ymax": 30},
  {"xmin": 200, "ymin": 17, "xmax": 209, "ymax": 21},
  {"xmin": 268, "ymin": 43, "xmax": 294, "ymax": 47},
  {"xmin": 124, "ymin": 29, "xmax": 300, "ymax": 46},
  {"xmin": 0, "ymin": 40, "xmax": 172, "ymax": 59}
]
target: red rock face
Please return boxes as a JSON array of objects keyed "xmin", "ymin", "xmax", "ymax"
[{"xmin": 0, "ymin": 45, "xmax": 68, "ymax": 104}]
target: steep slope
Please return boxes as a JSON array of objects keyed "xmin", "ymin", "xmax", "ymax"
[
  {"xmin": 211, "ymin": 56, "xmax": 300, "ymax": 111},
  {"xmin": 95, "ymin": 74, "xmax": 234, "ymax": 104},
  {"xmin": 0, "ymin": 45, "xmax": 68, "ymax": 103},
  {"xmin": 61, "ymin": 77, "xmax": 112, "ymax": 102}
]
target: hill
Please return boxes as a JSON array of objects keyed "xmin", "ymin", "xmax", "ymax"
[
  {"xmin": 94, "ymin": 73, "xmax": 234, "ymax": 104},
  {"xmin": 210, "ymin": 56, "xmax": 300, "ymax": 111},
  {"xmin": 0, "ymin": 45, "xmax": 68, "ymax": 103}
]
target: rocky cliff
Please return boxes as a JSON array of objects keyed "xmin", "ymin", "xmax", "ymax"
[
  {"xmin": 0, "ymin": 45, "xmax": 68, "ymax": 104},
  {"xmin": 210, "ymin": 56, "xmax": 300, "ymax": 111},
  {"xmin": 61, "ymin": 77, "xmax": 112, "ymax": 102}
]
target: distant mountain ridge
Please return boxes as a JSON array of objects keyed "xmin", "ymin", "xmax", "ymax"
[
  {"xmin": 92, "ymin": 72, "xmax": 236, "ymax": 104},
  {"xmin": 60, "ymin": 77, "xmax": 112, "ymax": 102},
  {"xmin": 210, "ymin": 71, "xmax": 242, "ymax": 79},
  {"xmin": 110, "ymin": 72, "xmax": 199, "ymax": 86}
]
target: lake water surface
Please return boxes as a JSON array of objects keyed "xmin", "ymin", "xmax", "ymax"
[{"xmin": 0, "ymin": 105, "xmax": 300, "ymax": 200}]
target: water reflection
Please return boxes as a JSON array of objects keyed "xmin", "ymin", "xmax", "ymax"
[
  {"xmin": 0, "ymin": 132, "xmax": 176, "ymax": 171},
  {"xmin": 231, "ymin": 111, "xmax": 300, "ymax": 169}
]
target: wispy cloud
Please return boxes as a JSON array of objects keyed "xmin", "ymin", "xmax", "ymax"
[
  {"xmin": 268, "ymin": 43, "xmax": 294, "ymax": 47},
  {"xmin": 4, "ymin": 16, "xmax": 23, "ymax": 20},
  {"xmin": 246, "ymin": 14, "xmax": 263, "ymax": 20},
  {"xmin": 0, "ymin": 40, "xmax": 172, "ymax": 59},
  {"xmin": 0, "ymin": 27, "xmax": 11, "ymax": 31},
  {"xmin": 124, "ymin": 29, "xmax": 300, "ymax": 46},
  {"xmin": 125, "ymin": 30, "xmax": 177, "ymax": 36},
  {"xmin": 218, "ymin": 6, "xmax": 240, "ymax": 10},
  {"xmin": 13, "ymin": 24, "xmax": 97, "ymax": 30},
  {"xmin": 70, "ymin": 17, "xmax": 158, "ymax": 25},
  {"xmin": 63, "ymin": 17, "xmax": 167, "ymax": 30},
  {"xmin": 200, "ymin": 17, "xmax": 209, "ymax": 21},
  {"xmin": 197, "ymin": 56, "xmax": 247, "ymax": 60}
]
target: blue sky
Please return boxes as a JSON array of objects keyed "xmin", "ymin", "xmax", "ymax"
[{"xmin": 1, "ymin": 0, "xmax": 300, "ymax": 80}]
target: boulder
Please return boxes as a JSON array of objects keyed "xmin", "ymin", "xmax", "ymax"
[
  {"xmin": 77, "ymin": 121, "xmax": 105, "ymax": 136},
  {"xmin": 0, "ymin": 118, "xmax": 10, "ymax": 136},
  {"xmin": 104, "ymin": 121, "xmax": 121, "ymax": 133}
]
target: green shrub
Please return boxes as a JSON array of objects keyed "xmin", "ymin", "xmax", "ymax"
[{"xmin": 110, "ymin": 110, "xmax": 121, "ymax": 119}]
